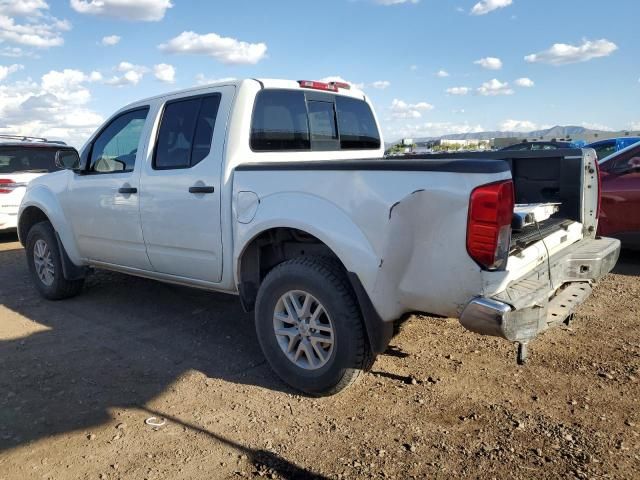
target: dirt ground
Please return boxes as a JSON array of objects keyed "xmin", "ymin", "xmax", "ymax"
[{"xmin": 0, "ymin": 231, "xmax": 638, "ymax": 480}]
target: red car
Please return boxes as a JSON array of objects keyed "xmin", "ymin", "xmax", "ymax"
[{"xmin": 598, "ymin": 142, "xmax": 640, "ymax": 248}]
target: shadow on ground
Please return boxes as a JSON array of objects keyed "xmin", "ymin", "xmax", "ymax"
[
  {"xmin": 0, "ymin": 239, "xmax": 332, "ymax": 478},
  {"xmin": 613, "ymin": 249, "xmax": 640, "ymax": 276}
]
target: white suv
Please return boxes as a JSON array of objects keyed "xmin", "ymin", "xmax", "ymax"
[{"xmin": 0, "ymin": 136, "xmax": 72, "ymax": 232}]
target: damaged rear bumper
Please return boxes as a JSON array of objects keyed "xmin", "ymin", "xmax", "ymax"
[{"xmin": 459, "ymin": 237, "xmax": 620, "ymax": 343}]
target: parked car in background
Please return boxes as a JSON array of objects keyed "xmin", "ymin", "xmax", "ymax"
[
  {"xmin": 0, "ymin": 136, "xmax": 73, "ymax": 232},
  {"xmin": 499, "ymin": 140, "xmax": 575, "ymax": 151},
  {"xmin": 587, "ymin": 137, "xmax": 640, "ymax": 160},
  {"xmin": 598, "ymin": 141, "xmax": 640, "ymax": 248}
]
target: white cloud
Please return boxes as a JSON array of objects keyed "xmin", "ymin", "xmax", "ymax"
[
  {"xmin": 474, "ymin": 56, "xmax": 502, "ymax": 70},
  {"xmin": 0, "ymin": 63, "xmax": 22, "ymax": 81},
  {"xmin": 41, "ymin": 68, "xmax": 101, "ymax": 104},
  {"xmin": 0, "ymin": 46, "xmax": 32, "ymax": 57},
  {"xmin": 70, "ymin": 0, "xmax": 172, "ymax": 22},
  {"xmin": 387, "ymin": 121, "xmax": 484, "ymax": 139},
  {"xmin": 194, "ymin": 74, "xmax": 236, "ymax": 86},
  {"xmin": 514, "ymin": 77, "xmax": 534, "ymax": 87},
  {"xmin": 630, "ymin": 122, "xmax": 640, "ymax": 131},
  {"xmin": 409, "ymin": 64, "xmax": 418, "ymax": 71},
  {"xmin": 0, "ymin": 0, "xmax": 48, "ymax": 16},
  {"xmin": 153, "ymin": 63, "xmax": 175, "ymax": 83},
  {"xmin": 390, "ymin": 98, "xmax": 434, "ymax": 119},
  {"xmin": 477, "ymin": 78, "xmax": 514, "ymax": 96},
  {"xmin": 436, "ymin": 69, "xmax": 449, "ymax": 78},
  {"xmin": 104, "ymin": 61, "xmax": 148, "ymax": 87},
  {"xmin": 499, "ymin": 119, "xmax": 538, "ymax": 132},
  {"xmin": 525, "ymin": 39, "xmax": 618, "ymax": 65},
  {"xmin": 581, "ymin": 122, "xmax": 614, "ymax": 132},
  {"xmin": 371, "ymin": 80, "xmax": 390, "ymax": 89},
  {"xmin": 319, "ymin": 76, "xmax": 365, "ymax": 90},
  {"xmin": 159, "ymin": 31, "xmax": 267, "ymax": 65},
  {"xmin": 0, "ymin": 68, "xmax": 103, "ymax": 147},
  {"xmin": 101, "ymin": 34, "xmax": 120, "ymax": 46},
  {"xmin": 446, "ymin": 86, "xmax": 470, "ymax": 96},
  {"xmin": 375, "ymin": 0, "xmax": 419, "ymax": 5},
  {"xmin": 471, "ymin": 0, "xmax": 512, "ymax": 15},
  {"xmin": 0, "ymin": 2, "xmax": 70, "ymax": 48}
]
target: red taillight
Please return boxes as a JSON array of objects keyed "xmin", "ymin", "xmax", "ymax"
[
  {"xmin": 467, "ymin": 180, "xmax": 515, "ymax": 270},
  {"xmin": 329, "ymin": 81, "xmax": 351, "ymax": 90},
  {"xmin": 297, "ymin": 80, "xmax": 338, "ymax": 92},
  {"xmin": 0, "ymin": 178, "xmax": 18, "ymax": 194}
]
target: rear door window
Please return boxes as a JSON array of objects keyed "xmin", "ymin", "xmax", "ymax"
[{"xmin": 154, "ymin": 93, "xmax": 222, "ymax": 169}]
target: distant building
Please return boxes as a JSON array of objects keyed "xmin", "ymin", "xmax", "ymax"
[{"xmin": 492, "ymin": 130, "xmax": 640, "ymax": 149}]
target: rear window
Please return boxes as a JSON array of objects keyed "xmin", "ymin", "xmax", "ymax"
[
  {"xmin": 250, "ymin": 90, "xmax": 310, "ymax": 151},
  {"xmin": 250, "ymin": 89, "xmax": 380, "ymax": 152},
  {"xmin": 0, "ymin": 147, "xmax": 60, "ymax": 174},
  {"xmin": 592, "ymin": 142, "xmax": 617, "ymax": 161},
  {"xmin": 335, "ymin": 96, "xmax": 381, "ymax": 150}
]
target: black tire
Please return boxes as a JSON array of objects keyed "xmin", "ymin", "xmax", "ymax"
[
  {"xmin": 25, "ymin": 221, "xmax": 84, "ymax": 300},
  {"xmin": 255, "ymin": 256, "xmax": 373, "ymax": 396}
]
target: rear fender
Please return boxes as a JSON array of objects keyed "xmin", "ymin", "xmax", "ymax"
[{"xmin": 234, "ymin": 192, "xmax": 380, "ymax": 293}]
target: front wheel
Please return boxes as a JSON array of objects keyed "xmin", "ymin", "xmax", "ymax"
[
  {"xmin": 255, "ymin": 256, "xmax": 373, "ymax": 396},
  {"xmin": 26, "ymin": 222, "xmax": 84, "ymax": 300}
]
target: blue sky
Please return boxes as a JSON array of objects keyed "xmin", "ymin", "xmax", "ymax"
[{"xmin": 0, "ymin": 0, "xmax": 638, "ymax": 146}]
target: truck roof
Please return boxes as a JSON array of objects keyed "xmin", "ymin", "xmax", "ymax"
[{"xmin": 121, "ymin": 78, "xmax": 367, "ymax": 111}]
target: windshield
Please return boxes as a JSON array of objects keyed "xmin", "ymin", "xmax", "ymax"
[{"xmin": 0, "ymin": 147, "xmax": 60, "ymax": 174}]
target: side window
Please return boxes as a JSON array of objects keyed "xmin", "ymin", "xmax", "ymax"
[
  {"xmin": 335, "ymin": 96, "xmax": 381, "ymax": 150},
  {"xmin": 250, "ymin": 90, "xmax": 310, "ymax": 151},
  {"xmin": 90, "ymin": 108, "xmax": 149, "ymax": 173},
  {"xmin": 154, "ymin": 94, "xmax": 222, "ymax": 169},
  {"xmin": 192, "ymin": 95, "xmax": 222, "ymax": 166}
]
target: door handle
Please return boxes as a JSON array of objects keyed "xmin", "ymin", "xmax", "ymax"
[
  {"xmin": 118, "ymin": 186, "xmax": 138, "ymax": 194},
  {"xmin": 189, "ymin": 185, "xmax": 215, "ymax": 194}
]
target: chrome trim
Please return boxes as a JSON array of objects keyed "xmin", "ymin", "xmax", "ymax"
[{"xmin": 460, "ymin": 298, "xmax": 512, "ymax": 338}]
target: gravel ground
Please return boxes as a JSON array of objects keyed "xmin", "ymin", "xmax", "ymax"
[{"xmin": 0, "ymin": 231, "xmax": 638, "ymax": 479}]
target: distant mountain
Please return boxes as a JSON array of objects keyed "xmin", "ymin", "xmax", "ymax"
[{"xmin": 388, "ymin": 125, "xmax": 638, "ymax": 146}]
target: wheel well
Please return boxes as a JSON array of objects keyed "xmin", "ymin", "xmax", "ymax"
[
  {"xmin": 18, "ymin": 207, "xmax": 49, "ymax": 246},
  {"xmin": 237, "ymin": 228, "xmax": 341, "ymax": 311},
  {"xmin": 238, "ymin": 227, "xmax": 394, "ymax": 354}
]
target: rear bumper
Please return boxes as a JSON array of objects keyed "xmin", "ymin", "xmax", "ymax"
[
  {"xmin": 459, "ymin": 237, "xmax": 620, "ymax": 343},
  {"xmin": 0, "ymin": 212, "xmax": 18, "ymax": 231}
]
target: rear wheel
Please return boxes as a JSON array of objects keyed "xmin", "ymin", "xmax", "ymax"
[
  {"xmin": 255, "ymin": 256, "xmax": 373, "ymax": 395},
  {"xmin": 26, "ymin": 222, "xmax": 84, "ymax": 300}
]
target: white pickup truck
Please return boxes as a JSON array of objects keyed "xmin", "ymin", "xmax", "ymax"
[{"xmin": 18, "ymin": 79, "xmax": 620, "ymax": 395}]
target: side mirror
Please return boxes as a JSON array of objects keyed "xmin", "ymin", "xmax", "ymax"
[{"xmin": 55, "ymin": 149, "xmax": 81, "ymax": 171}]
